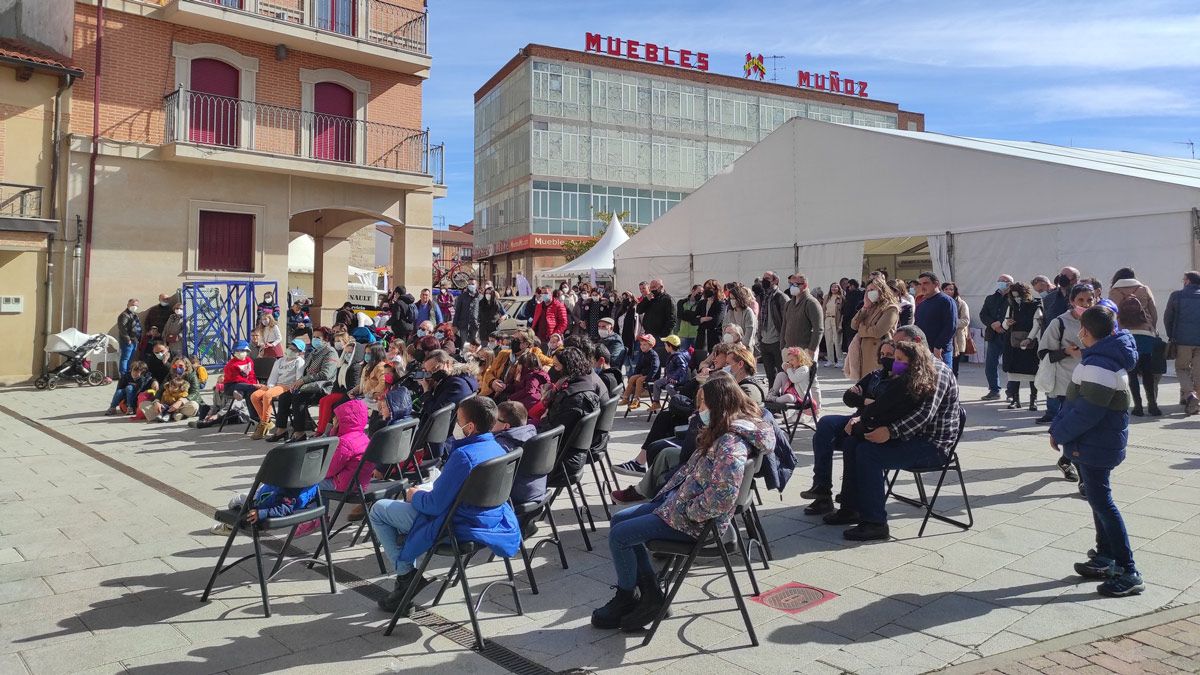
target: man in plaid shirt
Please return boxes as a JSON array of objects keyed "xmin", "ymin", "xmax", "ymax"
[{"xmin": 844, "ymin": 343, "xmax": 962, "ymax": 541}]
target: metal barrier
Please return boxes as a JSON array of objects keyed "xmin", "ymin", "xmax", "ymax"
[
  {"xmin": 0, "ymin": 182, "xmax": 43, "ymax": 218},
  {"xmin": 183, "ymin": 280, "xmax": 278, "ymax": 369},
  {"xmin": 189, "ymin": 0, "xmax": 428, "ymax": 54}
]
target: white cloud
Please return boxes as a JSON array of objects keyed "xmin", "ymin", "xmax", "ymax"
[{"xmin": 1016, "ymin": 84, "xmax": 1200, "ymax": 121}]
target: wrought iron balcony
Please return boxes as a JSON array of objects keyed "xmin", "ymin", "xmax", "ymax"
[
  {"xmin": 186, "ymin": 0, "xmax": 427, "ymax": 55},
  {"xmin": 0, "ymin": 183, "xmax": 43, "ymax": 218},
  {"xmin": 163, "ymin": 89, "xmax": 443, "ymax": 185}
]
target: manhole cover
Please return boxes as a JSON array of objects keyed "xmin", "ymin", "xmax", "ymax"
[{"xmin": 753, "ymin": 582, "xmax": 838, "ymax": 614}]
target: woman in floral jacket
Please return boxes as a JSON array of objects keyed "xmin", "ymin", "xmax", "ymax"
[{"xmin": 591, "ymin": 374, "xmax": 775, "ymax": 633}]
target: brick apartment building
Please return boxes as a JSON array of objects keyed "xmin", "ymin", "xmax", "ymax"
[{"xmin": 2, "ymin": 0, "xmax": 444, "ymax": 380}]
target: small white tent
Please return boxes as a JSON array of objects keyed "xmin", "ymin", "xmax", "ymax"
[
  {"xmin": 614, "ymin": 117, "xmax": 1200, "ymax": 330},
  {"xmin": 540, "ymin": 213, "xmax": 630, "ymax": 279}
]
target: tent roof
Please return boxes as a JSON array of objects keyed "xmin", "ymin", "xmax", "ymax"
[{"xmin": 541, "ymin": 214, "xmax": 630, "ymax": 277}]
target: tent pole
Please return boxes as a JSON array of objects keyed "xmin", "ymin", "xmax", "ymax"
[
  {"xmin": 945, "ymin": 231, "xmax": 956, "ymax": 282},
  {"xmin": 793, "ymin": 244, "xmax": 800, "ymax": 272}
]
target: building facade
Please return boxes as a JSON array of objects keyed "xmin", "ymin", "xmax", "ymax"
[{"xmin": 473, "ymin": 43, "xmax": 924, "ymax": 287}]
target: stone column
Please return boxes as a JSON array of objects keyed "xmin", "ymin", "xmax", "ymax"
[
  {"xmin": 391, "ymin": 191, "xmax": 433, "ymax": 289},
  {"xmin": 311, "ymin": 234, "xmax": 349, "ymax": 328}
]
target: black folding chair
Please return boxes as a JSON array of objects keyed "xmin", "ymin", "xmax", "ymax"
[
  {"xmin": 587, "ymin": 388, "xmax": 624, "ymax": 519},
  {"xmin": 643, "ymin": 455, "xmax": 765, "ymax": 648},
  {"xmin": 543, "ymin": 409, "xmax": 602, "ymax": 551},
  {"xmin": 201, "ymin": 436, "xmax": 338, "ymax": 617},
  {"xmin": 768, "ymin": 365, "xmax": 820, "ymax": 442},
  {"xmin": 384, "ymin": 449, "xmax": 525, "ymax": 648},
  {"xmin": 407, "ymin": 402, "xmax": 455, "ymax": 481},
  {"xmin": 217, "ymin": 357, "xmax": 278, "ymax": 433},
  {"xmin": 314, "ymin": 418, "xmax": 418, "ymax": 573},
  {"xmin": 513, "ymin": 425, "xmax": 569, "ymax": 579},
  {"xmin": 886, "ymin": 408, "xmax": 972, "ymax": 537}
]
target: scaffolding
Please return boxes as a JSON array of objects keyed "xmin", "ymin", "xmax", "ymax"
[{"xmin": 183, "ymin": 280, "xmax": 278, "ymax": 369}]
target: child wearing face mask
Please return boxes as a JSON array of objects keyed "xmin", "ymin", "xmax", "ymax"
[{"xmin": 219, "ymin": 340, "xmax": 259, "ymax": 411}]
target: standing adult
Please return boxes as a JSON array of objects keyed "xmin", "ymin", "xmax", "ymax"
[
  {"xmin": 914, "ymin": 272, "xmax": 958, "ymax": 369},
  {"xmin": 638, "ymin": 279, "xmax": 675, "ymax": 363},
  {"xmin": 845, "ymin": 278, "xmax": 899, "ymax": 381},
  {"xmin": 387, "ymin": 286, "xmax": 415, "ymax": 339},
  {"xmin": 162, "ymin": 302, "xmax": 186, "ymax": 358},
  {"xmin": 614, "ymin": 291, "xmax": 639, "ymax": 358},
  {"xmin": 453, "ymin": 279, "xmax": 481, "ymax": 346},
  {"xmin": 257, "ymin": 291, "xmax": 280, "ymax": 321},
  {"xmin": 531, "ymin": 286, "xmax": 568, "ymax": 344},
  {"xmin": 1002, "ymin": 282, "xmax": 1042, "ymax": 411},
  {"xmin": 412, "ymin": 288, "xmax": 443, "ymax": 328},
  {"xmin": 478, "ymin": 284, "xmax": 505, "ymax": 343},
  {"xmin": 892, "ymin": 279, "xmax": 915, "ymax": 327},
  {"xmin": 1043, "ymin": 266, "xmax": 1079, "ymax": 326},
  {"xmin": 1037, "ymin": 284, "xmax": 1094, "ymax": 430},
  {"xmin": 781, "ymin": 274, "xmax": 824, "ymax": 359},
  {"xmin": 143, "ymin": 293, "xmax": 175, "ymax": 340},
  {"xmin": 676, "ymin": 285, "xmax": 702, "ymax": 352},
  {"xmin": 942, "ymin": 282, "xmax": 970, "ymax": 378},
  {"xmin": 841, "ymin": 279, "xmax": 864, "ymax": 354},
  {"xmin": 694, "ymin": 278, "xmax": 726, "ymax": 353},
  {"xmin": 757, "ymin": 271, "xmax": 788, "ymax": 386},
  {"xmin": 979, "ymin": 274, "xmax": 1014, "ymax": 400},
  {"xmin": 575, "ymin": 288, "xmax": 605, "ymax": 340},
  {"xmin": 1164, "ymin": 271, "xmax": 1200, "ymax": 414},
  {"xmin": 1109, "ymin": 268, "xmax": 1158, "ymax": 329},
  {"xmin": 116, "ymin": 299, "xmax": 142, "ymax": 377},
  {"xmin": 822, "ymin": 283, "xmax": 844, "ymax": 367},
  {"xmin": 435, "ymin": 283, "xmax": 454, "ymax": 324},
  {"xmin": 1110, "ymin": 268, "xmax": 1163, "ymax": 417},
  {"xmin": 723, "ymin": 284, "xmax": 757, "ymax": 351}
]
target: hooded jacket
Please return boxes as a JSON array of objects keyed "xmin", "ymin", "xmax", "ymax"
[
  {"xmin": 324, "ymin": 399, "xmax": 373, "ymax": 493},
  {"xmin": 422, "ymin": 362, "xmax": 479, "ymax": 458},
  {"xmin": 399, "ymin": 432, "xmax": 521, "ymax": 564},
  {"xmin": 495, "ymin": 424, "xmax": 545, "ymax": 503},
  {"xmin": 538, "ymin": 375, "xmax": 602, "ymax": 479},
  {"xmin": 1050, "ymin": 331, "xmax": 1138, "ymax": 469},
  {"xmin": 654, "ymin": 416, "xmax": 775, "ymax": 538}
]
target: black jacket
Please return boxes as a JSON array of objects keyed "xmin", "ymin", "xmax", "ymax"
[
  {"xmin": 597, "ymin": 366, "xmax": 624, "ymax": 397},
  {"xmin": 478, "ymin": 295, "xmax": 504, "ymax": 338},
  {"xmin": 842, "ymin": 289, "xmax": 865, "ymax": 333},
  {"xmin": 638, "ymin": 292, "xmax": 676, "ymax": 338},
  {"xmin": 388, "ymin": 292, "xmax": 415, "ymax": 337},
  {"xmin": 694, "ymin": 296, "xmax": 726, "ymax": 351},
  {"xmin": 979, "ymin": 291, "xmax": 1008, "ymax": 341},
  {"xmin": 453, "ymin": 290, "xmax": 480, "ymax": 341},
  {"xmin": 539, "ymin": 376, "xmax": 601, "ymax": 480}
]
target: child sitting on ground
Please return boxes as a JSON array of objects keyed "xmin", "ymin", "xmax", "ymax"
[
  {"xmin": 147, "ymin": 376, "xmax": 191, "ymax": 423},
  {"xmin": 106, "ymin": 361, "xmax": 155, "ymax": 416},
  {"xmin": 621, "ymin": 334, "xmax": 660, "ymax": 410},
  {"xmin": 1050, "ymin": 306, "xmax": 1144, "ymax": 597},
  {"xmin": 649, "ymin": 335, "xmax": 690, "ymax": 412},
  {"xmin": 768, "ymin": 346, "xmax": 814, "ymax": 404}
]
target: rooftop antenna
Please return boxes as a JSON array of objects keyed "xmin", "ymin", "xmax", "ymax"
[
  {"xmin": 765, "ymin": 55, "xmax": 785, "ymax": 82},
  {"xmin": 1175, "ymin": 140, "xmax": 1195, "ymax": 159}
]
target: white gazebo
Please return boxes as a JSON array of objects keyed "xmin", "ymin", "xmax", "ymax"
[{"xmin": 539, "ymin": 214, "xmax": 630, "ymax": 283}]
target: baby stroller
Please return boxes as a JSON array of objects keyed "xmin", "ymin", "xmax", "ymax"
[{"xmin": 35, "ymin": 328, "xmax": 115, "ymax": 390}]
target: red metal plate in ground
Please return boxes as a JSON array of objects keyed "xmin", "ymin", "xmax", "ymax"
[{"xmin": 752, "ymin": 582, "xmax": 838, "ymax": 614}]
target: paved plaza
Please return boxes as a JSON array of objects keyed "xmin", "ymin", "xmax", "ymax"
[{"xmin": 1, "ymin": 364, "xmax": 1198, "ymax": 674}]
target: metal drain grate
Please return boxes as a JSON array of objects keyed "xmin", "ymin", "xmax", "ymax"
[{"xmin": 753, "ymin": 582, "xmax": 838, "ymax": 614}]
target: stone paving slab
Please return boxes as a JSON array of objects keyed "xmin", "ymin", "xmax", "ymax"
[{"xmin": 0, "ymin": 363, "xmax": 1198, "ymax": 673}]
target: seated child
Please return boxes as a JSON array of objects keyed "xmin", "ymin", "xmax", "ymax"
[
  {"xmin": 146, "ymin": 375, "xmax": 191, "ymax": 423},
  {"xmin": 219, "ymin": 482, "xmax": 320, "ymax": 532},
  {"xmin": 621, "ymin": 334, "xmax": 660, "ymax": 410},
  {"xmin": 649, "ymin": 335, "xmax": 690, "ymax": 412},
  {"xmin": 107, "ymin": 361, "xmax": 156, "ymax": 416},
  {"xmin": 768, "ymin": 347, "xmax": 814, "ymax": 404},
  {"xmin": 320, "ymin": 399, "xmax": 373, "ymax": 493},
  {"xmin": 492, "ymin": 401, "xmax": 543, "ymax": 504}
]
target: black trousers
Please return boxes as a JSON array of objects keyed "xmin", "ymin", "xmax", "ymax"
[{"xmin": 275, "ymin": 389, "xmax": 324, "ymax": 432}]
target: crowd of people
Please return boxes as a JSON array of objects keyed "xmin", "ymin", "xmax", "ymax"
[{"xmin": 101, "ymin": 265, "xmax": 1200, "ymax": 632}]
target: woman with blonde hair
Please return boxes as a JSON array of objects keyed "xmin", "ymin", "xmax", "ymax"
[
  {"xmin": 844, "ymin": 278, "xmax": 900, "ymax": 380},
  {"xmin": 257, "ymin": 311, "xmax": 284, "ymax": 358}
]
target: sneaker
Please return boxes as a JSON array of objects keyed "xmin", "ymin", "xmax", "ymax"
[
  {"xmin": 171, "ymin": 413, "xmax": 184, "ymax": 422},
  {"xmin": 208, "ymin": 522, "xmax": 233, "ymax": 535},
  {"xmin": 1074, "ymin": 557, "xmax": 1114, "ymax": 579},
  {"xmin": 800, "ymin": 485, "xmax": 832, "ymax": 500},
  {"xmin": 804, "ymin": 498, "xmax": 834, "ymax": 516},
  {"xmin": 981, "ymin": 391, "xmax": 1002, "ymax": 401},
  {"xmin": 105, "ymin": 407, "xmax": 119, "ymax": 416},
  {"xmin": 843, "ymin": 522, "xmax": 890, "ymax": 541},
  {"xmin": 613, "ymin": 460, "xmax": 646, "ymax": 477},
  {"xmin": 1057, "ymin": 458, "xmax": 1078, "ymax": 482},
  {"xmin": 156, "ymin": 413, "xmax": 170, "ymax": 423},
  {"xmin": 620, "ymin": 579, "xmax": 667, "ymax": 631},
  {"xmin": 378, "ymin": 570, "xmax": 435, "ymax": 613},
  {"xmin": 591, "ymin": 586, "xmax": 641, "ymax": 629},
  {"xmin": 1098, "ymin": 571, "xmax": 1145, "ymax": 597},
  {"xmin": 1078, "ymin": 481, "xmax": 1087, "ymax": 498},
  {"xmin": 822, "ymin": 508, "xmax": 860, "ymax": 526},
  {"xmin": 611, "ymin": 486, "xmax": 645, "ymax": 504},
  {"xmin": 1187, "ymin": 394, "xmax": 1199, "ymax": 416}
]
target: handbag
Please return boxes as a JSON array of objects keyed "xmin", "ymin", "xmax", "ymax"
[
  {"xmin": 1009, "ymin": 330, "xmax": 1030, "ymax": 349},
  {"xmin": 263, "ymin": 344, "xmax": 284, "ymax": 358},
  {"xmin": 1034, "ymin": 354, "xmax": 1057, "ymax": 394},
  {"xmin": 964, "ymin": 334, "xmax": 978, "ymax": 356},
  {"xmin": 1150, "ymin": 337, "xmax": 1169, "ymax": 375}
]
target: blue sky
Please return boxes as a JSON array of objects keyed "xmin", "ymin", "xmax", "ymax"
[{"xmin": 423, "ymin": 0, "xmax": 1200, "ymax": 228}]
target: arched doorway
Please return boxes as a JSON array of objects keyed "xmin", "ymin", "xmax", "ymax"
[{"xmin": 189, "ymin": 58, "xmax": 240, "ymax": 147}]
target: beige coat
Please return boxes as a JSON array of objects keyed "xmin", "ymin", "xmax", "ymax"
[
  {"xmin": 848, "ymin": 302, "xmax": 899, "ymax": 378},
  {"xmin": 953, "ymin": 296, "xmax": 970, "ymax": 356},
  {"xmin": 1109, "ymin": 279, "xmax": 1158, "ymax": 331}
]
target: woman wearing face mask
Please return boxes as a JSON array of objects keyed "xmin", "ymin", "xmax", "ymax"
[
  {"xmin": 477, "ymin": 285, "xmax": 505, "ymax": 345},
  {"xmin": 163, "ymin": 303, "xmax": 186, "ymax": 358},
  {"xmin": 722, "ymin": 284, "xmax": 757, "ymax": 350},
  {"xmin": 725, "ymin": 344, "xmax": 765, "ymax": 406},
  {"xmin": 1037, "ymin": 284, "xmax": 1095, "ymax": 433},
  {"xmin": 1002, "ymin": 281, "xmax": 1043, "ymax": 412},
  {"xmin": 249, "ymin": 338, "xmax": 307, "ymax": 439},
  {"xmin": 822, "ymin": 283, "xmax": 844, "ymax": 367},
  {"xmin": 143, "ymin": 357, "xmax": 203, "ymax": 422},
  {"xmin": 614, "ymin": 292, "xmax": 639, "ymax": 363},
  {"xmin": 845, "ymin": 279, "xmax": 900, "ymax": 381},
  {"xmin": 257, "ymin": 292, "xmax": 280, "ymax": 321},
  {"xmin": 676, "ymin": 285, "xmax": 702, "ymax": 352},
  {"xmin": 577, "ymin": 288, "xmax": 607, "ymax": 340},
  {"xmin": 257, "ymin": 312, "xmax": 284, "ymax": 358},
  {"xmin": 266, "ymin": 331, "xmax": 340, "ymax": 443},
  {"xmin": 693, "ymin": 279, "xmax": 726, "ymax": 353},
  {"xmin": 942, "ymin": 283, "xmax": 971, "ymax": 378},
  {"xmin": 312, "ymin": 335, "xmax": 366, "ymax": 437},
  {"xmin": 536, "ymin": 347, "xmax": 601, "ymax": 463}
]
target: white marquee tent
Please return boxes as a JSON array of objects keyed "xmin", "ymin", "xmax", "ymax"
[
  {"xmin": 540, "ymin": 213, "xmax": 630, "ymax": 281},
  {"xmin": 613, "ymin": 118, "xmax": 1200, "ymax": 330}
]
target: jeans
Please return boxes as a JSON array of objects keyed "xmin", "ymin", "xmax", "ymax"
[
  {"xmin": 625, "ymin": 349, "xmax": 641, "ymax": 378},
  {"xmin": 608, "ymin": 502, "xmax": 694, "ymax": 590},
  {"xmin": 760, "ymin": 341, "xmax": 782, "ymax": 387},
  {"xmin": 118, "ymin": 343, "xmax": 136, "ymax": 377},
  {"xmin": 637, "ymin": 445, "xmax": 681, "ymax": 498},
  {"xmin": 855, "ymin": 436, "xmax": 946, "ymax": 524},
  {"xmin": 370, "ymin": 499, "xmax": 420, "ymax": 575},
  {"xmin": 1045, "ymin": 395, "xmax": 1062, "ymax": 420},
  {"xmin": 812, "ymin": 414, "xmax": 852, "ymax": 492},
  {"xmin": 984, "ymin": 337, "xmax": 1004, "ymax": 393},
  {"xmin": 1077, "ymin": 463, "xmax": 1136, "ymax": 573},
  {"xmin": 110, "ymin": 384, "xmax": 137, "ymax": 410},
  {"xmin": 938, "ymin": 348, "xmax": 954, "ymax": 369},
  {"xmin": 679, "ymin": 337, "xmax": 695, "ymax": 352}
]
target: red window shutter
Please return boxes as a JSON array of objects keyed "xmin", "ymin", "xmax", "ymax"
[
  {"xmin": 197, "ymin": 210, "xmax": 255, "ymax": 272},
  {"xmin": 189, "ymin": 58, "xmax": 240, "ymax": 147},
  {"xmin": 313, "ymin": 82, "xmax": 356, "ymax": 163}
]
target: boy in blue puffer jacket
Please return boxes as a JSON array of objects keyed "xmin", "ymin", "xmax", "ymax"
[{"xmin": 1050, "ymin": 306, "xmax": 1144, "ymax": 597}]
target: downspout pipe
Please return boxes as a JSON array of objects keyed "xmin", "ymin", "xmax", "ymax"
[
  {"xmin": 81, "ymin": 0, "xmax": 104, "ymax": 331},
  {"xmin": 44, "ymin": 72, "xmax": 78, "ymax": 369}
]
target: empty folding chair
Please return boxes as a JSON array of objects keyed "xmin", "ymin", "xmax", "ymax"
[
  {"xmin": 886, "ymin": 408, "xmax": 972, "ymax": 537},
  {"xmin": 384, "ymin": 449, "xmax": 526, "ymax": 648},
  {"xmin": 407, "ymin": 402, "xmax": 455, "ymax": 480},
  {"xmin": 511, "ymin": 425, "xmax": 568, "ymax": 583},
  {"xmin": 587, "ymin": 389, "xmax": 624, "ymax": 519},
  {"xmin": 314, "ymin": 418, "xmax": 418, "ymax": 573},
  {"xmin": 543, "ymin": 409, "xmax": 601, "ymax": 550},
  {"xmin": 201, "ymin": 436, "xmax": 338, "ymax": 617}
]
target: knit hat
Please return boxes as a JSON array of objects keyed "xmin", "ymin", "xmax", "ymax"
[{"xmin": 662, "ymin": 335, "xmax": 681, "ymax": 348}]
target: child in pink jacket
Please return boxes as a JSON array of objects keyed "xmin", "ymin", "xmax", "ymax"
[{"xmin": 319, "ymin": 399, "xmax": 373, "ymax": 494}]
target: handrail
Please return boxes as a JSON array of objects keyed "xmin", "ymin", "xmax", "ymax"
[
  {"xmin": 187, "ymin": 0, "xmax": 428, "ymax": 55},
  {"xmin": 0, "ymin": 182, "xmax": 44, "ymax": 218}
]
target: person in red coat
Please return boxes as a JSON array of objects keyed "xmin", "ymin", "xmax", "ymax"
[{"xmin": 531, "ymin": 287, "xmax": 568, "ymax": 344}]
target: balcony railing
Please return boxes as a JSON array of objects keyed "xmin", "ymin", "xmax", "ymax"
[
  {"xmin": 0, "ymin": 183, "xmax": 43, "ymax": 218},
  {"xmin": 189, "ymin": 0, "xmax": 427, "ymax": 55},
  {"xmin": 164, "ymin": 89, "xmax": 440, "ymax": 179}
]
